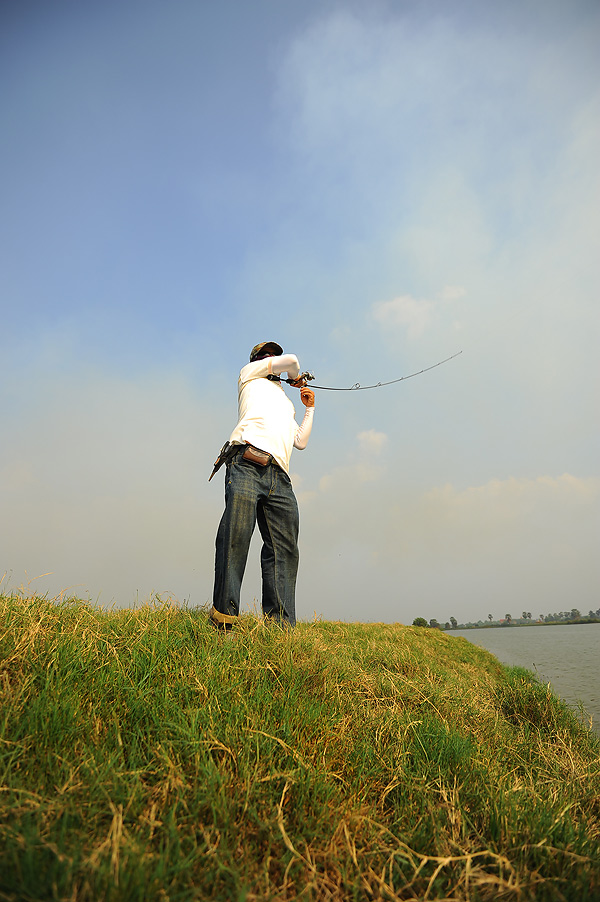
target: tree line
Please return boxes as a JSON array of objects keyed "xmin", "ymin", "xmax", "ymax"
[{"xmin": 413, "ymin": 608, "xmax": 600, "ymax": 630}]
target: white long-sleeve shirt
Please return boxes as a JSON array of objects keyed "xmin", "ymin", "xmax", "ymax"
[{"xmin": 228, "ymin": 354, "xmax": 314, "ymax": 474}]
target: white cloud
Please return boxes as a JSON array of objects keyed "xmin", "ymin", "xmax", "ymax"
[
  {"xmin": 439, "ymin": 285, "xmax": 466, "ymax": 302},
  {"xmin": 357, "ymin": 429, "xmax": 387, "ymax": 455},
  {"xmin": 372, "ymin": 294, "xmax": 433, "ymax": 339},
  {"xmin": 370, "ymin": 286, "xmax": 465, "ymax": 340},
  {"xmin": 317, "ymin": 429, "xmax": 388, "ymax": 493},
  {"xmin": 419, "ymin": 474, "xmax": 600, "ymax": 553}
]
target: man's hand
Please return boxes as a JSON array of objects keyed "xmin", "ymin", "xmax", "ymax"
[
  {"xmin": 300, "ymin": 388, "xmax": 315, "ymax": 408},
  {"xmin": 289, "ymin": 371, "xmax": 314, "ymax": 389}
]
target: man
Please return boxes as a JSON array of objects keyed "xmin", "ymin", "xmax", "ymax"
[{"xmin": 209, "ymin": 341, "xmax": 315, "ymax": 630}]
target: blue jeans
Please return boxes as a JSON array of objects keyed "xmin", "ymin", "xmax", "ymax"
[{"xmin": 212, "ymin": 450, "xmax": 299, "ymax": 627}]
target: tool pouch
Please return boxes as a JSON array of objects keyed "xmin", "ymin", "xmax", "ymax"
[
  {"xmin": 242, "ymin": 444, "xmax": 272, "ymax": 467},
  {"xmin": 208, "ymin": 441, "xmax": 238, "ymax": 481}
]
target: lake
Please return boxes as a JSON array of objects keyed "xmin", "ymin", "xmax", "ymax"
[{"xmin": 448, "ymin": 623, "xmax": 600, "ymax": 734}]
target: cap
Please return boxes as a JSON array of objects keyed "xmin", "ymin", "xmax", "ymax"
[{"xmin": 249, "ymin": 341, "xmax": 283, "ymax": 362}]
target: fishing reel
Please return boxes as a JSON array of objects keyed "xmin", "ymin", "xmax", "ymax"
[
  {"xmin": 267, "ymin": 370, "xmax": 316, "ymax": 387},
  {"xmin": 284, "ymin": 371, "xmax": 315, "ymax": 386}
]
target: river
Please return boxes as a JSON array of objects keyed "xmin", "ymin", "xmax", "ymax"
[{"xmin": 448, "ymin": 623, "xmax": 600, "ymax": 734}]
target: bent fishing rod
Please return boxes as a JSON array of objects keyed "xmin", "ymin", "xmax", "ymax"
[
  {"xmin": 277, "ymin": 350, "xmax": 462, "ymax": 391},
  {"xmin": 210, "ymin": 351, "xmax": 462, "ymax": 480}
]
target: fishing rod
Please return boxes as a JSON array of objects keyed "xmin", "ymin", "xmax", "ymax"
[
  {"xmin": 210, "ymin": 351, "xmax": 462, "ymax": 480},
  {"xmin": 281, "ymin": 351, "xmax": 462, "ymax": 391}
]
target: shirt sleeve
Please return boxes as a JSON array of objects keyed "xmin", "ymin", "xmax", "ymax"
[
  {"xmin": 270, "ymin": 354, "xmax": 300, "ymax": 380},
  {"xmin": 240, "ymin": 354, "xmax": 301, "ymax": 385},
  {"xmin": 293, "ymin": 406, "xmax": 314, "ymax": 450}
]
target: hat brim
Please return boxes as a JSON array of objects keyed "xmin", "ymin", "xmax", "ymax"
[{"xmin": 250, "ymin": 341, "xmax": 283, "ymax": 361}]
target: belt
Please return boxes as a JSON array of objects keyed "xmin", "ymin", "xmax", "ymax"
[{"xmin": 210, "ymin": 441, "xmax": 280, "ymax": 481}]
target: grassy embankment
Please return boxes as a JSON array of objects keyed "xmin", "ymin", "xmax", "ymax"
[{"xmin": 1, "ymin": 594, "xmax": 599, "ymax": 901}]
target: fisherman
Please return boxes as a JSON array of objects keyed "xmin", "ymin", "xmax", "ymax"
[{"xmin": 209, "ymin": 342, "xmax": 315, "ymax": 630}]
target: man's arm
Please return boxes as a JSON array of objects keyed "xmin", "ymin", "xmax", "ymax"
[
  {"xmin": 269, "ymin": 354, "xmax": 301, "ymax": 381},
  {"xmin": 294, "ymin": 388, "xmax": 315, "ymax": 450},
  {"xmin": 240, "ymin": 354, "xmax": 301, "ymax": 385}
]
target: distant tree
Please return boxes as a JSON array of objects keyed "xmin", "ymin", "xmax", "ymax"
[
  {"xmin": 527, "ymin": 612, "xmax": 532, "ymax": 620},
  {"xmin": 429, "ymin": 619, "xmax": 441, "ymax": 629},
  {"xmin": 412, "ymin": 617, "xmax": 428, "ymax": 627},
  {"xmin": 444, "ymin": 622, "xmax": 451, "ymax": 630},
  {"xmin": 522, "ymin": 611, "xmax": 527, "ymax": 621},
  {"xmin": 488, "ymin": 613, "xmax": 493, "ymax": 622},
  {"xmin": 539, "ymin": 614, "xmax": 545, "ymax": 621},
  {"xmin": 571, "ymin": 608, "xmax": 581, "ymax": 621},
  {"xmin": 450, "ymin": 616, "xmax": 458, "ymax": 629},
  {"xmin": 505, "ymin": 614, "xmax": 512, "ymax": 623}
]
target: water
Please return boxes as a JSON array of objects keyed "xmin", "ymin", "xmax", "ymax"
[{"xmin": 448, "ymin": 623, "xmax": 600, "ymax": 733}]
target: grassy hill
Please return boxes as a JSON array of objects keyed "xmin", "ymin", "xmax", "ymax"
[{"xmin": 1, "ymin": 594, "xmax": 599, "ymax": 901}]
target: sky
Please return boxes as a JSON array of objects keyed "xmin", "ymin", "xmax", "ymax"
[{"xmin": 1, "ymin": 0, "xmax": 599, "ymax": 625}]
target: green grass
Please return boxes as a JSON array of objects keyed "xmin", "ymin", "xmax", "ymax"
[{"xmin": 0, "ymin": 594, "xmax": 599, "ymax": 901}]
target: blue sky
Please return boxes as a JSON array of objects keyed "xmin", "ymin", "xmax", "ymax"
[{"xmin": 2, "ymin": 0, "xmax": 599, "ymax": 623}]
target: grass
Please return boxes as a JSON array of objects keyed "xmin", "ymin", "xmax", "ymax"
[{"xmin": 0, "ymin": 593, "xmax": 599, "ymax": 901}]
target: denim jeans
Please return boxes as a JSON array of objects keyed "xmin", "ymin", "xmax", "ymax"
[{"xmin": 212, "ymin": 450, "xmax": 299, "ymax": 626}]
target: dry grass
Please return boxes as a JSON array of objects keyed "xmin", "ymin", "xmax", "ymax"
[{"xmin": 0, "ymin": 593, "xmax": 599, "ymax": 900}]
